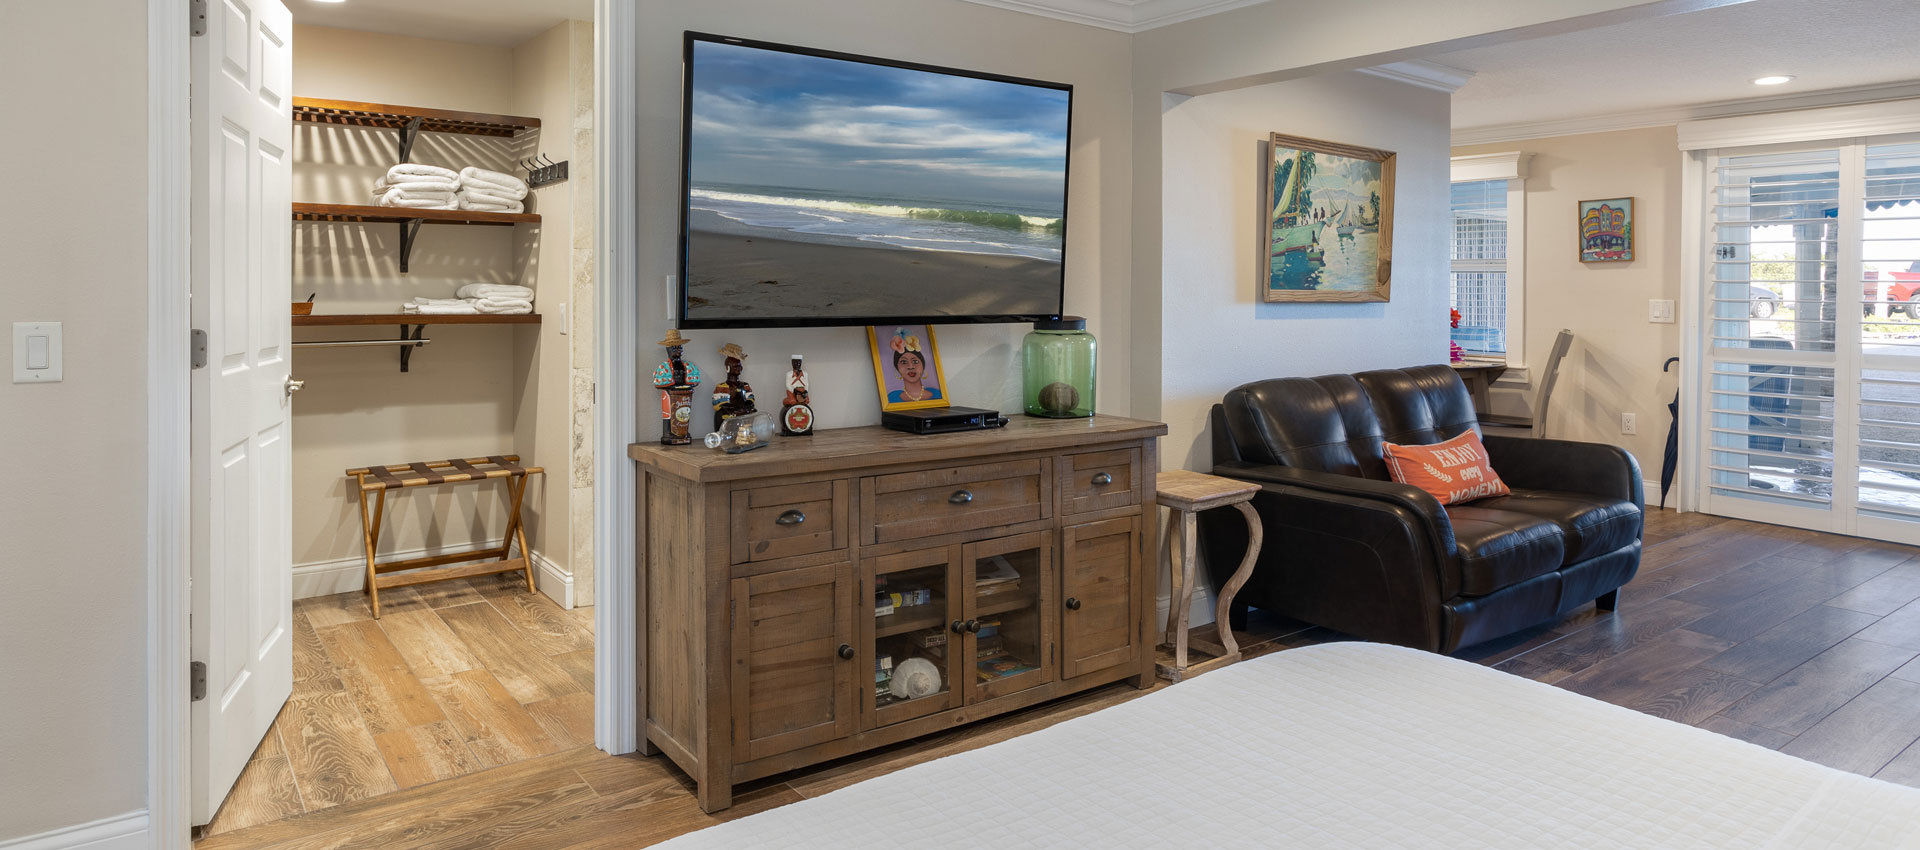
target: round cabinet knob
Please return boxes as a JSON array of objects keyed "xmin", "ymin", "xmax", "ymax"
[
  {"xmin": 966, "ymin": 619, "xmax": 982, "ymax": 634},
  {"xmin": 951, "ymin": 619, "xmax": 969, "ymax": 634},
  {"xmin": 775, "ymin": 509, "xmax": 806, "ymax": 526},
  {"xmin": 836, "ymin": 644, "xmax": 855, "ymax": 660},
  {"xmin": 949, "ymin": 489, "xmax": 975, "ymax": 505},
  {"xmin": 1091, "ymin": 472, "xmax": 1113, "ymax": 487},
  {"xmin": 1065, "ymin": 597, "xmax": 1082, "ymax": 611}
]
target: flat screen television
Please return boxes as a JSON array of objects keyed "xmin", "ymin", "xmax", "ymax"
[{"xmin": 678, "ymin": 32, "xmax": 1073, "ymax": 328}]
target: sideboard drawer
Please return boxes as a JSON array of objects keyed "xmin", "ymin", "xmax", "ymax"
[
  {"xmin": 863, "ymin": 460, "xmax": 1050, "ymax": 544},
  {"xmin": 731, "ymin": 480, "xmax": 849, "ymax": 564},
  {"xmin": 1060, "ymin": 448, "xmax": 1141, "ymax": 515}
]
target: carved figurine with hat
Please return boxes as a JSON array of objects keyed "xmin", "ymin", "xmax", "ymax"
[
  {"xmin": 711, "ymin": 341, "xmax": 757, "ymax": 432},
  {"xmin": 653, "ymin": 328, "xmax": 700, "ymax": 445}
]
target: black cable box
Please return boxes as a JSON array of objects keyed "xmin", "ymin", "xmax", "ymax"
[{"xmin": 881, "ymin": 405, "xmax": 1009, "ymax": 435}]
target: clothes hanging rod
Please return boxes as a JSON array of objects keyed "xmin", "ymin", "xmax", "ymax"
[{"xmin": 292, "ymin": 338, "xmax": 432, "ymax": 348}]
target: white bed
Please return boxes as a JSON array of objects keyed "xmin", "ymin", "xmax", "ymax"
[{"xmin": 657, "ymin": 642, "xmax": 1920, "ymax": 849}]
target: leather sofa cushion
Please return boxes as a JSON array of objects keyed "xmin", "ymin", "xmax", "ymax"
[
  {"xmin": 1355, "ymin": 365, "xmax": 1481, "ymax": 448},
  {"xmin": 1472, "ymin": 489, "xmax": 1643, "ymax": 566},
  {"xmin": 1221, "ymin": 375, "xmax": 1392, "ymax": 479},
  {"xmin": 1446, "ymin": 505, "xmax": 1565, "ymax": 596}
]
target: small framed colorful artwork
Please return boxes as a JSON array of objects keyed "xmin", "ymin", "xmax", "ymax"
[
  {"xmin": 867, "ymin": 325, "xmax": 949, "ymax": 412},
  {"xmin": 1579, "ymin": 197, "xmax": 1634, "ymax": 263}
]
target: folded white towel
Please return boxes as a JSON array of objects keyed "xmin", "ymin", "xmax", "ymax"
[
  {"xmin": 408, "ymin": 297, "xmax": 468, "ymax": 307},
  {"xmin": 373, "ymin": 178, "xmax": 458, "ymax": 196},
  {"xmin": 454, "ymin": 190, "xmax": 524, "ymax": 213},
  {"xmin": 473, "ymin": 298, "xmax": 533, "ymax": 315},
  {"xmin": 379, "ymin": 194, "xmax": 457, "ymax": 209},
  {"xmin": 457, "ymin": 283, "xmax": 534, "ymax": 300},
  {"xmin": 459, "ymin": 186, "xmax": 522, "ymax": 205},
  {"xmin": 388, "ymin": 163, "xmax": 460, "ymax": 182},
  {"xmin": 458, "ymin": 167, "xmax": 530, "ymax": 200},
  {"xmin": 402, "ymin": 301, "xmax": 479, "ymax": 315}
]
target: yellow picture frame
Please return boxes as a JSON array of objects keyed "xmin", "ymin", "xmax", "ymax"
[{"xmin": 867, "ymin": 324, "xmax": 950, "ymax": 412}]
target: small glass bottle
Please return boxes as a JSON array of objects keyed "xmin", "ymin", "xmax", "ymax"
[{"xmin": 1022, "ymin": 317, "xmax": 1095, "ymax": 418}]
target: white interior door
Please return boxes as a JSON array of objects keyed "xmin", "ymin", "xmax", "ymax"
[{"xmin": 190, "ymin": 0, "xmax": 294, "ymax": 825}]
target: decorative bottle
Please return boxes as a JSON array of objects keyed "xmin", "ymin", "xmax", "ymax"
[{"xmin": 1022, "ymin": 317, "xmax": 1095, "ymax": 418}]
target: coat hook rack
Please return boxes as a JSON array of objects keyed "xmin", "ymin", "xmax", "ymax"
[{"xmin": 521, "ymin": 153, "xmax": 569, "ymax": 188}]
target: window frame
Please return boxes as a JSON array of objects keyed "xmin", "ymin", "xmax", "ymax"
[{"xmin": 1450, "ymin": 152, "xmax": 1531, "ymax": 367}]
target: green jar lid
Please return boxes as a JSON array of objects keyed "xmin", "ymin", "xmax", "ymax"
[{"xmin": 1034, "ymin": 316, "xmax": 1086, "ymax": 331}]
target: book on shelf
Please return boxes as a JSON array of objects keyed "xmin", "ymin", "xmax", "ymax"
[
  {"xmin": 912, "ymin": 630, "xmax": 947, "ymax": 649},
  {"xmin": 976, "ymin": 651, "xmax": 1037, "ymax": 681},
  {"xmin": 976, "ymin": 556, "xmax": 1020, "ymax": 589}
]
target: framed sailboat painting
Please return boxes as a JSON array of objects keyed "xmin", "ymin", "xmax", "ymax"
[{"xmin": 1260, "ymin": 133, "xmax": 1396, "ymax": 303}]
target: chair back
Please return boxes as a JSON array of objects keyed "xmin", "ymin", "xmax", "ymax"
[{"xmin": 1533, "ymin": 329, "xmax": 1575, "ymax": 438}]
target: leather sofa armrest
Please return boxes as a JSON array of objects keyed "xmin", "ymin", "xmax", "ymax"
[
  {"xmin": 1480, "ymin": 435, "xmax": 1644, "ymax": 508},
  {"xmin": 1213, "ymin": 460, "xmax": 1457, "ymax": 576}
]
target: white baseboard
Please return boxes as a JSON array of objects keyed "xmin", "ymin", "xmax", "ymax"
[
  {"xmin": 530, "ymin": 550, "xmax": 575, "ymax": 610},
  {"xmin": 291, "ymin": 539, "xmax": 580, "ymax": 609},
  {"xmin": 0, "ymin": 812, "xmax": 148, "ymax": 850},
  {"xmin": 1154, "ymin": 587, "xmax": 1218, "ymax": 634}
]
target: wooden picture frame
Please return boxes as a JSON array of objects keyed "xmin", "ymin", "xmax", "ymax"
[
  {"xmin": 867, "ymin": 325, "xmax": 950, "ymax": 412},
  {"xmin": 1260, "ymin": 132, "xmax": 1396, "ymax": 303},
  {"xmin": 1579, "ymin": 197, "xmax": 1635, "ymax": 263}
]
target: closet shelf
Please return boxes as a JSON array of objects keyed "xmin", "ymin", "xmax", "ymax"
[
  {"xmin": 292, "ymin": 98, "xmax": 539, "ymax": 138},
  {"xmin": 293, "ymin": 203, "xmax": 539, "ymax": 226},
  {"xmin": 294, "ymin": 314, "xmax": 541, "ymax": 327}
]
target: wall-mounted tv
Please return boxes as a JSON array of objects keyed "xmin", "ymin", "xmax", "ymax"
[{"xmin": 678, "ymin": 32, "xmax": 1072, "ymax": 328}]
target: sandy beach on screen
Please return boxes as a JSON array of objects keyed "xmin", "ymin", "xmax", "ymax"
[{"xmin": 685, "ymin": 209, "xmax": 1060, "ymax": 320}]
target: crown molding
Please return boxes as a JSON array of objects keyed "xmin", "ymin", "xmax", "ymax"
[
  {"xmin": 1453, "ymin": 79, "xmax": 1920, "ymax": 147},
  {"xmin": 1357, "ymin": 60, "xmax": 1474, "ymax": 94},
  {"xmin": 951, "ymin": 0, "xmax": 1270, "ymax": 33}
]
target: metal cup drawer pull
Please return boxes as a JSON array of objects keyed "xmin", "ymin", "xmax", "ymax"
[
  {"xmin": 775, "ymin": 509, "xmax": 806, "ymax": 526},
  {"xmin": 949, "ymin": 489, "xmax": 974, "ymax": 505},
  {"xmin": 1091, "ymin": 472, "xmax": 1113, "ymax": 487}
]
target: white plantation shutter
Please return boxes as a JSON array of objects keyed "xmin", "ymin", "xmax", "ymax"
[{"xmin": 1450, "ymin": 178, "xmax": 1508, "ymax": 355}]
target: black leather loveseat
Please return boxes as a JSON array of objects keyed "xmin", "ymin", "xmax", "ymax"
[{"xmin": 1199, "ymin": 364, "xmax": 1643, "ymax": 653}]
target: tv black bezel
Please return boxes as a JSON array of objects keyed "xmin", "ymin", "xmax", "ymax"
[{"xmin": 676, "ymin": 31, "xmax": 1073, "ymax": 329}]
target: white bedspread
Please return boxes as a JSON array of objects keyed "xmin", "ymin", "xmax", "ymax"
[{"xmin": 657, "ymin": 642, "xmax": 1920, "ymax": 849}]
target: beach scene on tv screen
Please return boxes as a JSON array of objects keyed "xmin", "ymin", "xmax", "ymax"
[{"xmin": 684, "ymin": 40, "xmax": 1069, "ymax": 321}]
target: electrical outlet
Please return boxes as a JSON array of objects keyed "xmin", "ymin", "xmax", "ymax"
[{"xmin": 1621, "ymin": 412, "xmax": 1637, "ymax": 435}]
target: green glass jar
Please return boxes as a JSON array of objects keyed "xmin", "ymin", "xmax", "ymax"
[{"xmin": 1023, "ymin": 317, "xmax": 1096, "ymax": 418}]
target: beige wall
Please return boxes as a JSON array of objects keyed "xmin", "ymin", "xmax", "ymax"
[
  {"xmin": 1454, "ymin": 127, "xmax": 1683, "ymax": 491},
  {"xmin": 634, "ymin": 0, "xmax": 1135, "ymax": 427},
  {"xmin": 291, "ymin": 25, "xmax": 583, "ymax": 597},
  {"xmin": 510, "ymin": 20, "xmax": 596, "ymax": 604},
  {"xmin": 1157, "ymin": 71, "xmax": 1453, "ymax": 625},
  {"xmin": 0, "ymin": 0, "xmax": 150, "ymax": 838}
]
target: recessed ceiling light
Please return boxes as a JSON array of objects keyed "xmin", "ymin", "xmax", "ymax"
[{"xmin": 1752, "ymin": 75, "xmax": 1795, "ymax": 86}]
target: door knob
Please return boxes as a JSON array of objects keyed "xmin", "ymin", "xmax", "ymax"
[
  {"xmin": 285, "ymin": 376, "xmax": 306, "ymax": 396},
  {"xmin": 836, "ymin": 644, "xmax": 855, "ymax": 660},
  {"xmin": 1065, "ymin": 597, "xmax": 1082, "ymax": 611}
]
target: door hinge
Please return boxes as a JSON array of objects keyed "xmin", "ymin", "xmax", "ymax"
[
  {"xmin": 190, "ymin": 0, "xmax": 207, "ymax": 36},
  {"xmin": 190, "ymin": 661, "xmax": 207, "ymax": 702},
  {"xmin": 190, "ymin": 329, "xmax": 208, "ymax": 369}
]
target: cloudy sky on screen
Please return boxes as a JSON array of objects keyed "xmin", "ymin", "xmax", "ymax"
[{"xmin": 689, "ymin": 40, "xmax": 1070, "ymax": 209}]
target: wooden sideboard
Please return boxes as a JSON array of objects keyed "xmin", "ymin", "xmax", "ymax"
[{"xmin": 629, "ymin": 414, "xmax": 1166, "ymax": 811}]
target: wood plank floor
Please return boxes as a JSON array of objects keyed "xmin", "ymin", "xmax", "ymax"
[
  {"xmin": 200, "ymin": 572, "xmax": 596, "ymax": 837},
  {"xmin": 199, "ymin": 510, "xmax": 1920, "ymax": 849}
]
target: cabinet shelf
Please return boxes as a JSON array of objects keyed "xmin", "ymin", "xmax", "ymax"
[
  {"xmin": 975, "ymin": 592, "xmax": 1034, "ymax": 619},
  {"xmin": 874, "ymin": 607, "xmax": 945, "ymax": 639},
  {"xmin": 293, "ymin": 313, "xmax": 540, "ymax": 327},
  {"xmin": 293, "ymin": 98, "xmax": 539, "ymax": 137}
]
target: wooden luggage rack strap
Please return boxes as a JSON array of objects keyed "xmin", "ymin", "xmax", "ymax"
[{"xmin": 346, "ymin": 455, "xmax": 545, "ymax": 617}]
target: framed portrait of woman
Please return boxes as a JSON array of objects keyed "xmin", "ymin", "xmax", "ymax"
[{"xmin": 867, "ymin": 324, "xmax": 949, "ymax": 412}]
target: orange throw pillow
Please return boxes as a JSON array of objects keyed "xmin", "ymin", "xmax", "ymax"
[{"xmin": 1383, "ymin": 431, "xmax": 1511, "ymax": 505}]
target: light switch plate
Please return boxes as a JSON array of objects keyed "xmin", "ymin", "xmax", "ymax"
[
  {"xmin": 13, "ymin": 321, "xmax": 62, "ymax": 383},
  {"xmin": 1649, "ymin": 299, "xmax": 1676, "ymax": 323}
]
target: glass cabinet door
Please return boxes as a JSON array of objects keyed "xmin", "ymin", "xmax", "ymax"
[
  {"xmin": 863, "ymin": 545, "xmax": 962, "ymax": 728},
  {"xmin": 962, "ymin": 530, "xmax": 1056, "ymax": 703}
]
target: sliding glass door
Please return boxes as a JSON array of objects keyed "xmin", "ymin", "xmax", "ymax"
[{"xmin": 1701, "ymin": 136, "xmax": 1920, "ymax": 544}]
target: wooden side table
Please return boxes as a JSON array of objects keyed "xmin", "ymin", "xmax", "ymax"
[{"xmin": 1157, "ymin": 469, "xmax": 1263, "ymax": 682}]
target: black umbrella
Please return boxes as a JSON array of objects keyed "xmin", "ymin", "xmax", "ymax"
[{"xmin": 1661, "ymin": 356, "xmax": 1680, "ymax": 509}]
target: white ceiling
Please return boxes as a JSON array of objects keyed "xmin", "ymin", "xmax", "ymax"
[
  {"xmin": 287, "ymin": 0, "xmax": 593, "ymax": 47},
  {"xmin": 1440, "ymin": 0, "xmax": 1920, "ymax": 135},
  {"xmin": 952, "ymin": 0, "xmax": 1268, "ymax": 32}
]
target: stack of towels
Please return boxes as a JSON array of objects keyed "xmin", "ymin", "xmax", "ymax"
[
  {"xmin": 370, "ymin": 165, "xmax": 531, "ymax": 213},
  {"xmin": 455, "ymin": 167, "xmax": 529, "ymax": 213},
  {"xmin": 402, "ymin": 284, "xmax": 535, "ymax": 316},
  {"xmin": 374, "ymin": 163, "xmax": 460, "ymax": 209}
]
